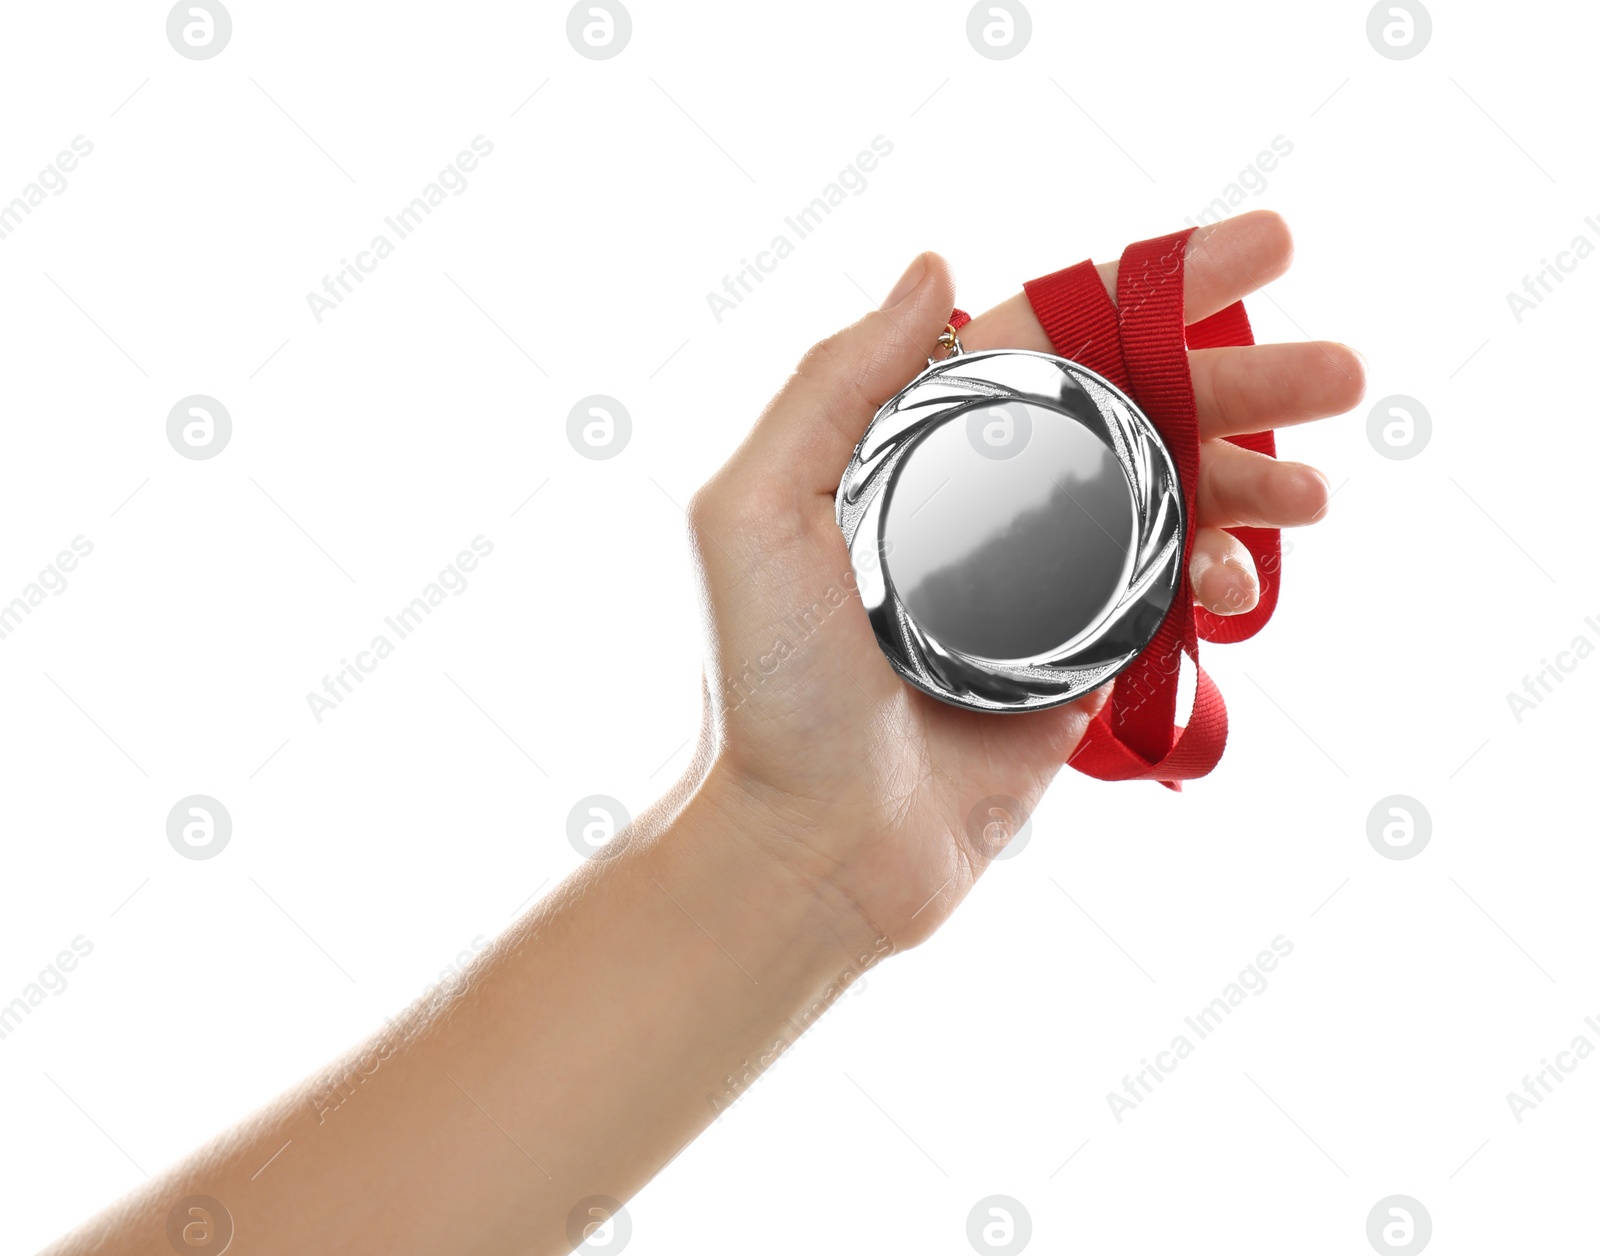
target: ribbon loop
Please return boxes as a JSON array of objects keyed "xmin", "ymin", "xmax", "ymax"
[{"xmin": 1016, "ymin": 229, "xmax": 1276, "ymax": 787}]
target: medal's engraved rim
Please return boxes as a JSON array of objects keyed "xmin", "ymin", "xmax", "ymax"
[{"xmin": 836, "ymin": 347, "xmax": 1185, "ymax": 714}]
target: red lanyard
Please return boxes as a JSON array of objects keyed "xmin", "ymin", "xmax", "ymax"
[{"xmin": 961, "ymin": 228, "xmax": 1280, "ymax": 787}]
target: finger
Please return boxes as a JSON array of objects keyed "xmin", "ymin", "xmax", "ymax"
[
  {"xmin": 970, "ymin": 681, "xmax": 1114, "ymax": 803},
  {"xmin": 1098, "ymin": 208, "xmax": 1295, "ymax": 326},
  {"xmin": 1198, "ymin": 440, "xmax": 1330, "ymax": 528},
  {"xmin": 1189, "ymin": 527, "xmax": 1260, "ymax": 616},
  {"xmin": 732, "ymin": 252, "xmax": 956, "ymax": 499},
  {"xmin": 955, "ymin": 209, "xmax": 1295, "ymax": 355},
  {"xmin": 1190, "ymin": 342, "xmax": 1366, "ymax": 441}
]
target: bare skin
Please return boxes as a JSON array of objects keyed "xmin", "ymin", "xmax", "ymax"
[{"xmin": 43, "ymin": 211, "xmax": 1362, "ymax": 1256}]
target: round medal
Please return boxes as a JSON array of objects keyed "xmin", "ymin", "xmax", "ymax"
[{"xmin": 837, "ymin": 329, "xmax": 1185, "ymax": 712}]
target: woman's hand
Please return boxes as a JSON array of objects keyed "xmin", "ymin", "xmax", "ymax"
[{"xmin": 687, "ymin": 210, "xmax": 1364, "ymax": 951}]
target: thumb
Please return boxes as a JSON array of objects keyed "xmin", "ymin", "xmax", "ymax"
[{"xmin": 736, "ymin": 252, "xmax": 957, "ymax": 499}]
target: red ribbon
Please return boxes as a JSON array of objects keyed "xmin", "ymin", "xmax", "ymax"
[{"xmin": 1009, "ymin": 229, "xmax": 1278, "ymax": 787}]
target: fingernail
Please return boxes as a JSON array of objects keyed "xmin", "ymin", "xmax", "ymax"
[
  {"xmin": 883, "ymin": 255, "xmax": 927, "ymax": 309},
  {"xmin": 1213, "ymin": 556, "xmax": 1257, "ymax": 614}
]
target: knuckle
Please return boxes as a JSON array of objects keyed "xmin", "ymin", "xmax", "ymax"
[
  {"xmin": 795, "ymin": 330, "xmax": 848, "ymax": 384},
  {"xmin": 688, "ymin": 471, "xmax": 802, "ymax": 551},
  {"xmin": 1194, "ymin": 353, "xmax": 1226, "ymax": 426},
  {"xmin": 686, "ymin": 475, "xmax": 748, "ymax": 535},
  {"xmin": 684, "ymin": 483, "xmax": 721, "ymax": 534},
  {"xmin": 1198, "ymin": 447, "xmax": 1221, "ymax": 513}
]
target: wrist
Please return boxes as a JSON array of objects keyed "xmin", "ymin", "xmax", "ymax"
[{"xmin": 648, "ymin": 759, "xmax": 895, "ymax": 989}]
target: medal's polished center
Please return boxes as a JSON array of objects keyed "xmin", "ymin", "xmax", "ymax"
[{"xmin": 881, "ymin": 401, "xmax": 1137, "ymax": 663}]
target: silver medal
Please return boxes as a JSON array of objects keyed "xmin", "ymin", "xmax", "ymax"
[{"xmin": 837, "ymin": 327, "xmax": 1184, "ymax": 712}]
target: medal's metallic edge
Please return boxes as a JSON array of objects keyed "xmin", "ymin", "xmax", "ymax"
[{"xmin": 835, "ymin": 348, "xmax": 1185, "ymax": 713}]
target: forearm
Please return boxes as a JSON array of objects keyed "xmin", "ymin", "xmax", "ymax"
[{"xmin": 45, "ymin": 762, "xmax": 887, "ymax": 1256}]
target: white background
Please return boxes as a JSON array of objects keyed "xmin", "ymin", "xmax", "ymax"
[{"xmin": 2, "ymin": 1, "xmax": 1596, "ymax": 1252}]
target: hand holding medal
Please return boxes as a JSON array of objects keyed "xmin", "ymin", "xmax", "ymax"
[{"xmin": 689, "ymin": 210, "xmax": 1362, "ymax": 944}]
